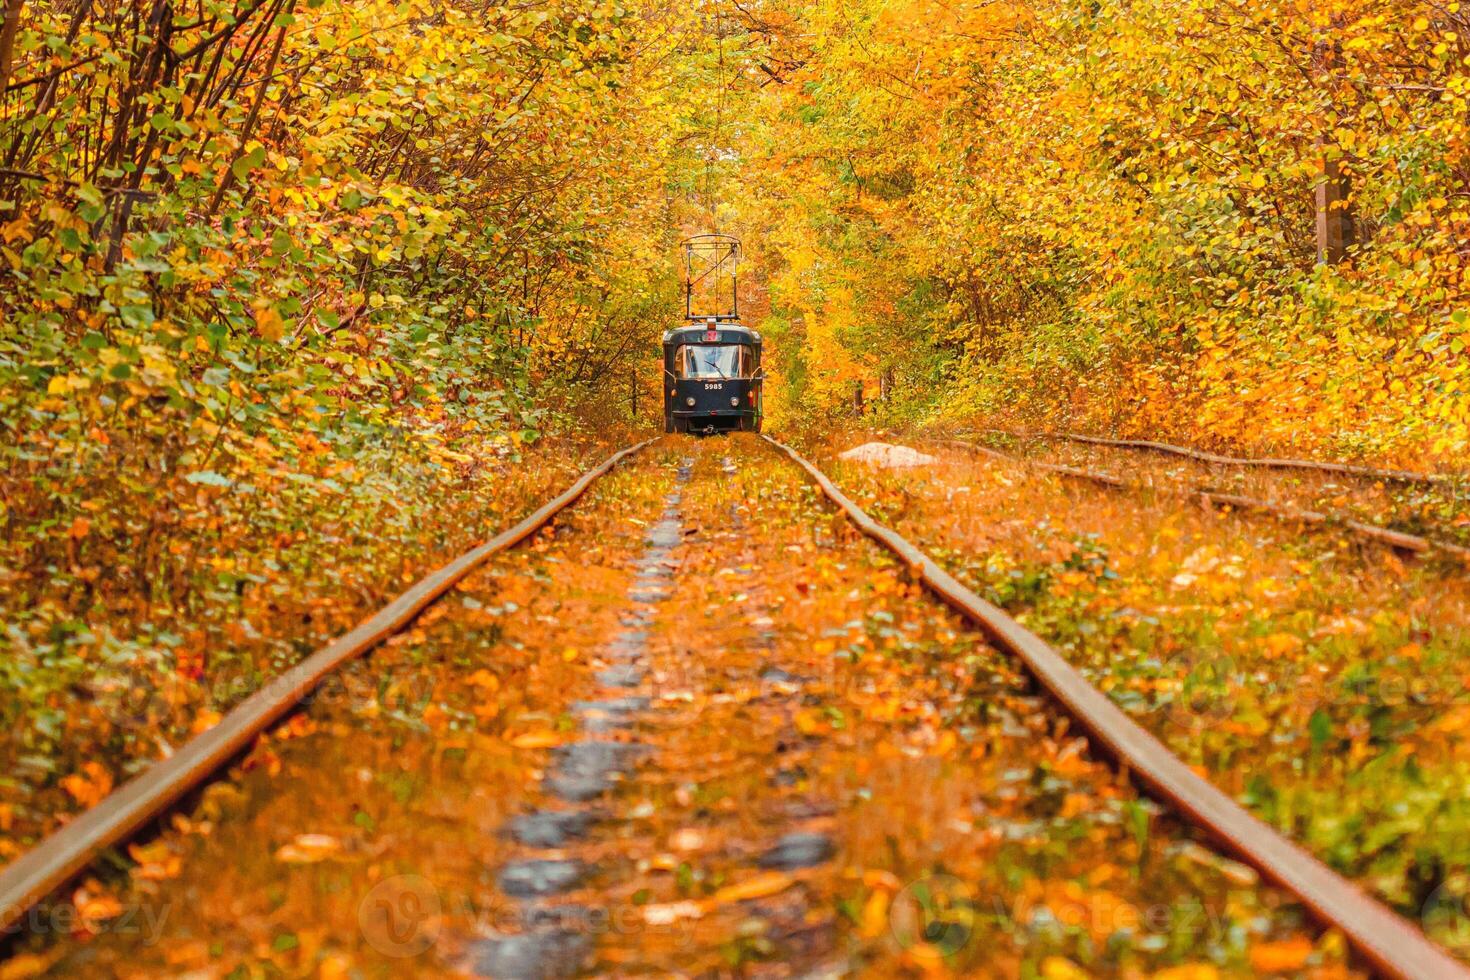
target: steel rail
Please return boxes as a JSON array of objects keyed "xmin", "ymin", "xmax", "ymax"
[
  {"xmin": 981, "ymin": 428, "xmax": 1455, "ymax": 485},
  {"xmin": 763, "ymin": 434, "xmax": 1468, "ymax": 980},
  {"xmin": 0, "ymin": 439, "xmax": 656, "ymax": 935},
  {"xmin": 947, "ymin": 439, "xmax": 1470, "ymax": 563}
]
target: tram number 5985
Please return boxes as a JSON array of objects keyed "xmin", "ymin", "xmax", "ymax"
[{"xmin": 704, "ymin": 383, "xmax": 723, "ymax": 391}]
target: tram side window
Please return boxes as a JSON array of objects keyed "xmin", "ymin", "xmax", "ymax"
[{"xmin": 675, "ymin": 344, "xmax": 750, "ymax": 379}]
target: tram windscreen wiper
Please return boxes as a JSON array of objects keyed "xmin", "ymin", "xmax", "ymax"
[
  {"xmin": 702, "ymin": 351, "xmax": 729, "ymax": 379},
  {"xmin": 678, "ymin": 343, "xmax": 742, "ymax": 380}
]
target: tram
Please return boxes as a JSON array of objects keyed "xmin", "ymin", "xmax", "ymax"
[
  {"xmin": 663, "ymin": 319, "xmax": 763, "ymax": 433},
  {"xmin": 664, "ymin": 234, "xmax": 763, "ymax": 434}
]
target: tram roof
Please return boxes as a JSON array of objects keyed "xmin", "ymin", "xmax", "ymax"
[{"xmin": 663, "ymin": 321, "xmax": 762, "ymax": 344}]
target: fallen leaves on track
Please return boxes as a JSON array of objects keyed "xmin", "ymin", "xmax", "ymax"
[
  {"xmin": 821, "ymin": 436, "xmax": 1470, "ymax": 959},
  {"xmin": 10, "ymin": 438, "xmax": 1345, "ymax": 978}
]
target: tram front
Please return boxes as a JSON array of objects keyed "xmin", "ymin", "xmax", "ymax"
[{"xmin": 663, "ymin": 321, "xmax": 763, "ymax": 434}]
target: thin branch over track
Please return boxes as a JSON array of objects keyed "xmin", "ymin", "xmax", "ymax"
[
  {"xmin": 6, "ymin": 432, "xmax": 1465, "ymax": 978},
  {"xmin": 982, "ymin": 428, "xmax": 1458, "ymax": 486},
  {"xmin": 764, "ymin": 434, "xmax": 1469, "ymax": 980},
  {"xmin": 950, "ymin": 440, "xmax": 1470, "ymax": 563}
]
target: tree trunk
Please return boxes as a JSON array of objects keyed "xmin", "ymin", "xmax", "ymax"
[
  {"xmin": 1313, "ymin": 22, "xmax": 1355, "ymax": 266},
  {"xmin": 0, "ymin": 0, "xmax": 26, "ymax": 99},
  {"xmin": 1315, "ymin": 147, "xmax": 1355, "ymax": 266}
]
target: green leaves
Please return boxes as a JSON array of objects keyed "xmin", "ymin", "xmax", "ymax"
[
  {"xmin": 75, "ymin": 184, "xmax": 108, "ymax": 225},
  {"xmin": 231, "ymin": 146, "xmax": 268, "ymax": 183},
  {"xmin": 1308, "ymin": 709, "xmax": 1333, "ymax": 750}
]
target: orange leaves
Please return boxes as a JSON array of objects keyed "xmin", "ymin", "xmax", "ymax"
[
  {"xmin": 275, "ymin": 714, "xmax": 318, "ymax": 741},
  {"xmin": 709, "ymin": 870, "xmax": 796, "ymax": 904},
  {"xmin": 189, "ymin": 708, "xmax": 223, "ymax": 735},
  {"xmin": 0, "ymin": 952, "xmax": 64, "ymax": 980},
  {"xmin": 59, "ymin": 762, "xmax": 113, "ymax": 809},
  {"xmin": 1021, "ymin": 880, "xmax": 1145, "ymax": 945},
  {"xmin": 931, "ymin": 729, "xmax": 959, "ymax": 757},
  {"xmin": 252, "ymin": 300, "xmax": 285, "ymax": 342},
  {"xmin": 855, "ymin": 868, "xmax": 903, "ymax": 939},
  {"xmin": 1248, "ymin": 935, "xmax": 1314, "ymax": 973},
  {"xmin": 1260, "ymin": 632, "xmax": 1302, "ymax": 658},
  {"xmin": 793, "ymin": 707, "xmax": 826, "ymax": 735},
  {"xmin": 510, "ymin": 730, "xmax": 563, "ymax": 749},
  {"xmin": 176, "ymin": 645, "xmax": 206, "ymax": 682},
  {"xmin": 0, "ymin": 214, "xmax": 34, "ymax": 245},
  {"xmin": 273, "ymin": 833, "xmax": 344, "ymax": 864},
  {"xmin": 242, "ymin": 742, "xmax": 282, "ymax": 778},
  {"xmin": 70, "ymin": 883, "xmax": 123, "ymax": 929},
  {"xmin": 469, "ymin": 669, "xmax": 504, "ymax": 722},
  {"xmin": 128, "ymin": 839, "xmax": 183, "ymax": 881},
  {"xmin": 637, "ymin": 870, "xmax": 799, "ymax": 927},
  {"xmin": 1150, "ymin": 966, "xmax": 1221, "ymax": 980},
  {"xmin": 420, "ymin": 702, "xmax": 450, "ymax": 733},
  {"xmin": 858, "ymin": 889, "xmax": 891, "ymax": 938},
  {"xmin": 1045, "ymin": 737, "xmax": 1093, "ymax": 779},
  {"xmin": 466, "ymin": 666, "xmax": 500, "ymax": 689},
  {"xmin": 1040, "ymin": 957, "xmax": 1090, "ymax": 980}
]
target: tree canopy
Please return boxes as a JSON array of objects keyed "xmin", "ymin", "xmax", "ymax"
[{"xmin": 1, "ymin": 0, "xmax": 1467, "ymax": 842}]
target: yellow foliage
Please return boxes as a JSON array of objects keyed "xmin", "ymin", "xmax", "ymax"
[{"xmin": 721, "ymin": 0, "xmax": 1470, "ymax": 461}]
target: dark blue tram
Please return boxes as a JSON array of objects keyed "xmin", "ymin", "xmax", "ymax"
[
  {"xmin": 664, "ymin": 234, "xmax": 763, "ymax": 434},
  {"xmin": 663, "ymin": 319, "xmax": 763, "ymax": 433}
]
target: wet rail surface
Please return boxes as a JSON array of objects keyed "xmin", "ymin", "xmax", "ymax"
[
  {"xmin": 5, "ymin": 439, "xmax": 1448, "ymax": 976},
  {"xmin": 820, "ymin": 435, "xmax": 1470, "ymax": 964}
]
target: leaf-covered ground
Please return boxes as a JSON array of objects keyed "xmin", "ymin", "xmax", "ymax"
[
  {"xmin": 7, "ymin": 0, "xmax": 1470, "ymax": 969},
  {"xmin": 966, "ymin": 432, "xmax": 1470, "ymax": 552},
  {"xmin": 0, "ymin": 431, "xmax": 630, "ymax": 866},
  {"xmin": 813, "ymin": 433, "xmax": 1470, "ymax": 957},
  {"xmin": 11, "ymin": 437, "xmax": 1343, "ymax": 978}
]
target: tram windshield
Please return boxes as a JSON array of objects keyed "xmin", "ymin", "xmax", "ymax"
[{"xmin": 675, "ymin": 344, "xmax": 752, "ymax": 380}]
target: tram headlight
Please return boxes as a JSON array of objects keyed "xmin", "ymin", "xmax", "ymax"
[
  {"xmin": 685, "ymin": 396, "xmax": 696, "ymax": 407},
  {"xmin": 730, "ymin": 396, "xmax": 739, "ymax": 407}
]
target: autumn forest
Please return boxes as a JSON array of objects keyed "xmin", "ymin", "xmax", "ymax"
[{"xmin": 2, "ymin": 0, "xmax": 1470, "ymax": 975}]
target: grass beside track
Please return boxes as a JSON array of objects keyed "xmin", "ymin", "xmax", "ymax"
[
  {"xmin": 815, "ymin": 437, "xmax": 1470, "ymax": 959},
  {"xmin": 10, "ymin": 437, "xmax": 1336, "ymax": 978}
]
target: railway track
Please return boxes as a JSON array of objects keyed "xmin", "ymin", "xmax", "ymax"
[
  {"xmin": 0, "ymin": 441, "xmax": 656, "ymax": 938},
  {"xmin": 2, "ymin": 437, "xmax": 1464, "ymax": 977},
  {"xmin": 945, "ymin": 439, "xmax": 1470, "ymax": 563}
]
